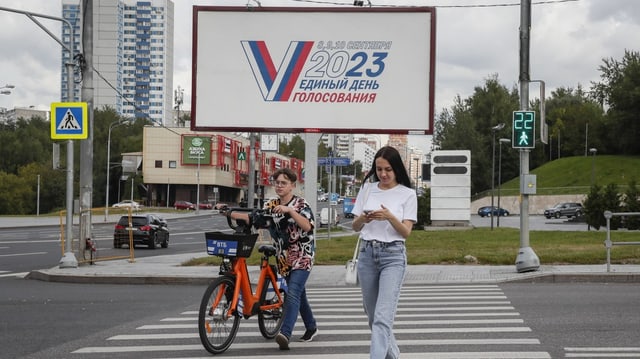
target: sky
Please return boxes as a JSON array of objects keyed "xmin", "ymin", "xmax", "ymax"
[{"xmin": 1, "ymin": 0, "xmax": 639, "ymax": 155}]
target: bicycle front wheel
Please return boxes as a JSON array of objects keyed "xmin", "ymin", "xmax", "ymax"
[
  {"xmin": 258, "ymin": 274, "xmax": 285, "ymax": 339},
  {"xmin": 198, "ymin": 275, "xmax": 240, "ymax": 354}
]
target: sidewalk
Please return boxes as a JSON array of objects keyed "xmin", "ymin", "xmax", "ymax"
[{"xmin": 26, "ymin": 251, "xmax": 640, "ymax": 286}]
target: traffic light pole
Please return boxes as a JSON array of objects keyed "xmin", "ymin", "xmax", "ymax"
[{"xmin": 515, "ymin": 0, "xmax": 539, "ymax": 273}]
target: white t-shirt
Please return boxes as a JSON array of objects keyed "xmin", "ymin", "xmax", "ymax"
[{"xmin": 352, "ymin": 182, "xmax": 418, "ymax": 242}]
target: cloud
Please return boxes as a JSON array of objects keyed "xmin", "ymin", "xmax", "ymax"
[{"xmin": 2, "ymin": 0, "xmax": 639, "ymax": 132}]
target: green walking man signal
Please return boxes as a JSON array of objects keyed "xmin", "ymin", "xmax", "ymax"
[{"xmin": 512, "ymin": 111, "xmax": 535, "ymax": 149}]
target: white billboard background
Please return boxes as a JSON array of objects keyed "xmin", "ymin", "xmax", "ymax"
[{"xmin": 192, "ymin": 7, "xmax": 435, "ymax": 134}]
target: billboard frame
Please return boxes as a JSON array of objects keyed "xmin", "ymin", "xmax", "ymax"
[{"xmin": 191, "ymin": 6, "xmax": 436, "ymax": 135}]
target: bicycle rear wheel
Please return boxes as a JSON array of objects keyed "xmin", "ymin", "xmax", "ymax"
[
  {"xmin": 258, "ymin": 274, "xmax": 285, "ymax": 339},
  {"xmin": 198, "ymin": 275, "xmax": 240, "ymax": 354}
]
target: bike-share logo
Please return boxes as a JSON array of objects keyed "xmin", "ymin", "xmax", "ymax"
[{"xmin": 241, "ymin": 40, "xmax": 392, "ymax": 104}]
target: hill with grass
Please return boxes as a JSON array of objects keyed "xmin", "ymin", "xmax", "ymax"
[{"xmin": 497, "ymin": 155, "xmax": 640, "ymax": 197}]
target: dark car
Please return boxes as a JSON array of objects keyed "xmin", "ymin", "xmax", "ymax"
[
  {"xmin": 544, "ymin": 202, "xmax": 583, "ymax": 219},
  {"xmin": 113, "ymin": 214, "xmax": 169, "ymax": 249},
  {"xmin": 477, "ymin": 206, "xmax": 510, "ymax": 217},
  {"xmin": 174, "ymin": 200, "xmax": 196, "ymax": 210}
]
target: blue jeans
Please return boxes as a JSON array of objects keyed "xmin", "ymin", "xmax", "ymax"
[
  {"xmin": 280, "ymin": 269, "xmax": 316, "ymax": 338},
  {"xmin": 357, "ymin": 240, "xmax": 407, "ymax": 359}
]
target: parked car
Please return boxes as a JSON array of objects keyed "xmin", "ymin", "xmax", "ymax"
[
  {"xmin": 112, "ymin": 200, "xmax": 140, "ymax": 210},
  {"xmin": 174, "ymin": 200, "xmax": 196, "ymax": 210},
  {"xmin": 544, "ymin": 202, "xmax": 583, "ymax": 219},
  {"xmin": 198, "ymin": 200, "xmax": 214, "ymax": 210},
  {"xmin": 477, "ymin": 206, "xmax": 510, "ymax": 217},
  {"xmin": 113, "ymin": 214, "xmax": 169, "ymax": 249},
  {"xmin": 214, "ymin": 202, "xmax": 229, "ymax": 212},
  {"xmin": 342, "ymin": 197, "xmax": 356, "ymax": 218},
  {"xmin": 319, "ymin": 207, "xmax": 339, "ymax": 227}
]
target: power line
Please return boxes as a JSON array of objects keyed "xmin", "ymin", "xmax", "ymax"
[{"xmin": 287, "ymin": 0, "xmax": 579, "ymax": 8}]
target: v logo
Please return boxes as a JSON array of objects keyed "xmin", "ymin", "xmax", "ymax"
[{"xmin": 241, "ymin": 41, "xmax": 314, "ymax": 101}]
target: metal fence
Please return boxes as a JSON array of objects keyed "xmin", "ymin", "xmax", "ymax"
[{"xmin": 604, "ymin": 210, "xmax": 640, "ymax": 272}]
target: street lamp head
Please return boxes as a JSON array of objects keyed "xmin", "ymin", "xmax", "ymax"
[
  {"xmin": 0, "ymin": 90, "xmax": 10, "ymax": 95},
  {"xmin": 492, "ymin": 123, "xmax": 505, "ymax": 132},
  {"xmin": 2, "ymin": 84, "xmax": 15, "ymax": 89},
  {"xmin": 499, "ymin": 138, "xmax": 511, "ymax": 144},
  {"xmin": 589, "ymin": 148, "xmax": 597, "ymax": 154}
]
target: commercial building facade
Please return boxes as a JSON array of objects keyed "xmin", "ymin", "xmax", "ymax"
[{"xmin": 141, "ymin": 127, "xmax": 306, "ymax": 207}]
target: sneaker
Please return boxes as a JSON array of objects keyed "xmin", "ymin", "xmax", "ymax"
[
  {"xmin": 276, "ymin": 332, "xmax": 290, "ymax": 350},
  {"xmin": 298, "ymin": 327, "xmax": 318, "ymax": 342}
]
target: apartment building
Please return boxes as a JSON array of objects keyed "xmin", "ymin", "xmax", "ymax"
[{"xmin": 62, "ymin": 0, "xmax": 174, "ymax": 125}]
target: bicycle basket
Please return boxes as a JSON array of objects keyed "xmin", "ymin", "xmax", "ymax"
[{"xmin": 205, "ymin": 232, "xmax": 258, "ymax": 258}]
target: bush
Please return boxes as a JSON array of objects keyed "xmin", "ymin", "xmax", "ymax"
[{"xmin": 416, "ymin": 187, "xmax": 431, "ymax": 227}]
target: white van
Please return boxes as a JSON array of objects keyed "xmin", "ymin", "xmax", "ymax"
[{"xmin": 319, "ymin": 207, "xmax": 339, "ymax": 227}]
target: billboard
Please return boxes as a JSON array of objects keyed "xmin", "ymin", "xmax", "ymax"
[
  {"xmin": 191, "ymin": 6, "xmax": 436, "ymax": 135},
  {"xmin": 182, "ymin": 135, "xmax": 212, "ymax": 165}
]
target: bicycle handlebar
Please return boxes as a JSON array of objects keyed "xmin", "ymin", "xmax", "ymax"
[{"xmin": 223, "ymin": 207, "xmax": 274, "ymax": 235}]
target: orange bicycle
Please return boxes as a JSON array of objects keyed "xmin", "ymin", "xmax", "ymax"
[{"xmin": 198, "ymin": 208, "xmax": 286, "ymax": 355}]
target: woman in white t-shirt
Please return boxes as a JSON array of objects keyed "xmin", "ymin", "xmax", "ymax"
[{"xmin": 351, "ymin": 146, "xmax": 417, "ymax": 359}]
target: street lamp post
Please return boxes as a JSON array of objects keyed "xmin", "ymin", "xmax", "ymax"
[
  {"xmin": 490, "ymin": 123, "xmax": 505, "ymax": 230},
  {"xmin": 196, "ymin": 154, "xmax": 201, "ymax": 215},
  {"xmin": 413, "ymin": 157, "xmax": 420, "ymax": 193},
  {"xmin": 497, "ymin": 138, "xmax": 511, "ymax": 227},
  {"xmin": 104, "ymin": 119, "xmax": 127, "ymax": 221},
  {"xmin": 589, "ymin": 148, "xmax": 597, "ymax": 186}
]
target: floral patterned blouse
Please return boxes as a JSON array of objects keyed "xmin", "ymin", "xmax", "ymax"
[{"xmin": 264, "ymin": 196, "xmax": 315, "ymax": 277}]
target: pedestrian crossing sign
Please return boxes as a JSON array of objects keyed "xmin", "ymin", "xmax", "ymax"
[{"xmin": 51, "ymin": 102, "xmax": 88, "ymax": 139}]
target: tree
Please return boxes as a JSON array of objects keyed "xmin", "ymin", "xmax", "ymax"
[
  {"xmin": 416, "ymin": 187, "xmax": 431, "ymax": 227},
  {"xmin": 0, "ymin": 171, "xmax": 32, "ymax": 215},
  {"xmin": 18, "ymin": 162, "xmax": 67, "ymax": 214},
  {"xmin": 543, "ymin": 86, "xmax": 606, "ymax": 161},
  {"xmin": 591, "ymin": 50, "xmax": 640, "ymax": 155},
  {"xmin": 622, "ymin": 179, "xmax": 640, "ymax": 230},
  {"xmin": 433, "ymin": 74, "xmax": 519, "ymax": 194}
]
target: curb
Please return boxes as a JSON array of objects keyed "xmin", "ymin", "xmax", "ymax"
[
  {"xmin": 25, "ymin": 269, "xmax": 640, "ymax": 286},
  {"xmin": 25, "ymin": 271, "xmax": 215, "ymax": 285}
]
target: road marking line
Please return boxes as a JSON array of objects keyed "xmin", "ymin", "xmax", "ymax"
[
  {"xmin": 0, "ymin": 252, "xmax": 47, "ymax": 257},
  {"xmin": 0, "ymin": 272, "xmax": 28, "ymax": 278}
]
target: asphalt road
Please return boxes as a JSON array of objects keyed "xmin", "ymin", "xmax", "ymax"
[
  {"xmin": 1, "ymin": 280, "xmax": 638, "ymax": 358},
  {"xmin": 0, "ymin": 212, "xmax": 231, "ymax": 276}
]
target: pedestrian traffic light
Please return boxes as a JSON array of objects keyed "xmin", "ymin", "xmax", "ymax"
[{"xmin": 512, "ymin": 111, "xmax": 535, "ymax": 149}]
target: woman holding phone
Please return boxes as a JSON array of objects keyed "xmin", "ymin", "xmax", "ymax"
[{"xmin": 351, "ymin": 146, "xmax": 417, "ymax": 359}]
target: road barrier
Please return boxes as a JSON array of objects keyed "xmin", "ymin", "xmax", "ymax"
[{"xmin": 604, "ymin": 210, "xmax": 640, "ymax": 272}]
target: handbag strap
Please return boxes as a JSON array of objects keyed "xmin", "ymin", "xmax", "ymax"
[
  {"xmin": 352, "ymin": 181, "xmax": 372, "ymax": 262},
  {"xmin": 352, "ymin": 237, "xmax": 360, "ymax": 261}
]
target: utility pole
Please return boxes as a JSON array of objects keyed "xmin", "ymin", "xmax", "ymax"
[
  {"xmin": 248, "ymin": 133, "xmax": 256, "ymax": 208},
  {"xmin": 515, "ymin": 0, "xmax": 540, "ymax": 272},
  {"xmin": 79, "ymin": 0, "xmax": 94, "ymax": 256}
]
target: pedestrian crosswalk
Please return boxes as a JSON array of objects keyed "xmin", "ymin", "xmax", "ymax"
[
  {"xmin": 565, "ymin": 346, "xmax": 640, "ymax": 357},
  {"xmin": 71, "ymin": 284, "xmax": 552, "ymax": 358}
]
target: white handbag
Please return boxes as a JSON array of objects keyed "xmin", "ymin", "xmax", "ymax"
[{"xmin": 345, "ymin": 237, "xmax": 360, "ymax": 286}]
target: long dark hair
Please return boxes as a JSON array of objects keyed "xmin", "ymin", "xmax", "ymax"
[{"xmin": 363, "ymin": 146, "xmax": 412, "ymax": 188}]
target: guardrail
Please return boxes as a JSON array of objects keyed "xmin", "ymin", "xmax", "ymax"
[{"xmin": 604, "ymin": 210, "xmax": 640, "ymax": 272}]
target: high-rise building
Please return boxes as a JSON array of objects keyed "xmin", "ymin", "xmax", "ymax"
[{"xmin": 62, "ymin": 0, "xmax": 174, "ymax": 126}]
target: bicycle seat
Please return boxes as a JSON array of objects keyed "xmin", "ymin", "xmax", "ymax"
[{"xmin": 258, "ymin": 245, "xmax": 277, "ymax": 257}]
